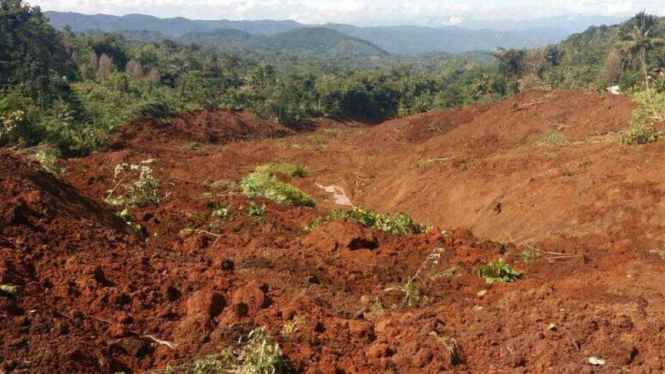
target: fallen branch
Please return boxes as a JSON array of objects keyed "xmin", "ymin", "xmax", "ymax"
[{"xmin": 141, "ymin": 334, "xmax": 177, "ymax": 349}]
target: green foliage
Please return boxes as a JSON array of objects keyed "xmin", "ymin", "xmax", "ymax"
[
  {"xmin": 0, "ymin": 284, "xmax": 18, "ymax": 295},
  {"xmin": 319, "ymin": 207, "xmax": 430, "ymax": 235},
  {"xmin": 241, "ymin": 166, "xmax": 315, "ymax": 207},
  {"xmin": 166, "ymin": 327, "xmax": 290, "ymax": 374},
  {"xmin": 133, "ymin": 99, "xmax": 177, "ymax": 119},
  {"xmin": 478, "ymin": 259, "xmax": 522, "ymax": 284},
  {"xmin": 520, "ymin": 245, "xmax": 542, "ymax": 263},
  {"xmin": 621, "ymin": 90, "xmax": 665, "ymax": 145},
  {"xmin": 34, "ymin": 147, "xmax": 64, "ymax": 175},
  {"xmin": 106, "ymin": 161, "xmax": 161, "ymax": 208},
  {"xmin": 247, "ymin": 201, "xmax": 267, "ymax": 217},
  {"xmin": 117, "ymin": 208, "xmax": 143, "ymax": 233}
]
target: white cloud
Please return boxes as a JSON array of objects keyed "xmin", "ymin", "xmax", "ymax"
[{"xmin": 32, "ymin": 0, "xmax": 665, "ymax": 25}]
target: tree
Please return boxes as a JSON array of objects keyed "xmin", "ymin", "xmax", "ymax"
[
  {"xmin": 619, "ymin": 12, "xmax": 665, "ymax": 89},
  {"xmin": 0, "ymin": 0, "xmax": 75, "ymax": 102}
]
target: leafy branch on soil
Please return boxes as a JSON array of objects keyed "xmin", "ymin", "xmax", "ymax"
[
  {"xmin": 163, "ymin": 327, "xmax": 290, "ymax": 374},
  {"xmin": 256, "ymin": 163, "xmax": 308, "ymax": 178},
  {"xmin": 478, "ymin": 259, "xmax": 522, "ymax": 284},
  {"xmin": 385, "ymin": 247, "xmax": 447, "ymax": 308},
  {"xmin": 241, "ymin": 164, "xmax": 315, "ymax": 207},
  {"xmin": 106, "ymin": 160, "xmax": 161, "ymax": 208},
  {"xmin": 307, "ymin": 207, "xmax": 430, "ymax": 236}
]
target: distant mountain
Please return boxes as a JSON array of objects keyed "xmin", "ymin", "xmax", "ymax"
[
  {"xmin": 251, "ymin": 28, "xmax": 386, "ymax": 57},
  {"xmin": 44, "ymin": 11, "xmax": 588, "ymax": 54},
  {"xmin": 324, "ymin": 24, "xmax": 570, "ymax": 54},
  {"xmin": 45, "ymin": 11, "xmax": 304, "ymax": 37}
]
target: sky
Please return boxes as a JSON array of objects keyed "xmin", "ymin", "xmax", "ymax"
[{"xmin": 33, "ymin": 0, "xmax": 665, "ymax": 26}]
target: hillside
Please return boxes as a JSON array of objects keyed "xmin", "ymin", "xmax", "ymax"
[
  {"xmin": 178, "ymin": 28, "xmax": 259, "ymax": 49},
  {"xmin": 250, "ymin": 27, "xmax": 387, "ymax": 57},
  {"xmin": 45, "ymin": 11, "xmax": 576, "ymax": 54},
  {"xmin": 325, "ymin": 23, "xmax": 571, "ymax": 54}
]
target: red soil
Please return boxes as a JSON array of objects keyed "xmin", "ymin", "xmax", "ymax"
[{"xmin": 3, "ymin": 96, "xmax": 665, "ymax": 373}]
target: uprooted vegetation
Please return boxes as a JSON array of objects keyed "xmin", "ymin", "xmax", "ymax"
[
  {"xmin": 307, "ymin": 207, "xmax": 430, "ymax": 235},
  {"xmin": 105, "ymin": 160, "xmax": 162, "ymax": 208},
  {"xmin": 164, "ymin": 327, "xmax": 291, "ymax": 374},
  {"xmin": 241, "ymin": 164, "xmax": 315, "ymax": 207}
]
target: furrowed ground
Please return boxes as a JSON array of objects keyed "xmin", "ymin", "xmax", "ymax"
[{"xmin": 2, "ymin": 91, "xmax": 665, "ymax": 373}]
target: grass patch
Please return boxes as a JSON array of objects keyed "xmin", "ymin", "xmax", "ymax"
[
  {"xmin": 520, "ymin": 245, "xmax": 542, "ymax": 263},
  {"xmin": 256, "ymin": 163, "xmax": 307, "ymax": 178},
  {"xmin": 241, "ymin": 165, "xmax": 315, "ymax": 207},
  {"xmin": 478, "ymin": 259, "xmax": 522, "ymax": 284},
  {"xmin": 537, "ymin": 133, "xmax": 569, "ymax": 147},
  {"xmin": 309, "ymin": 207, "xmax": 430, "ymax": 236}
]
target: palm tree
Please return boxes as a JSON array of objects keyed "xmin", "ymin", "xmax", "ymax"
[{"xmin": 619, "ymin": 12, "xmax": 664, "ymax": 90}]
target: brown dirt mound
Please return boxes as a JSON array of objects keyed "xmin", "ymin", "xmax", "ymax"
[
  {"xmin": 5, "ymin": 90, "xmax": 665, "ymax": 373},
  {"xmin": 111, "ymin": 109, "xmax": 294, "ymax": 149}
]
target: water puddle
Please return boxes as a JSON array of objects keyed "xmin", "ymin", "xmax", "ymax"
[{"xmin": 315, "ymin": 182, "xmax": 353, "ymax": 206}]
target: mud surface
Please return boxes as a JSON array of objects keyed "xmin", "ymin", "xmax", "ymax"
[{"xmin": 3, "ymin": 96, "xmax": 665, "ymax": 373}]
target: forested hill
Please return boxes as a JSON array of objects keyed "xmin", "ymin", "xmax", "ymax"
[
  {"xmin": 511, "ymin": 14, "xmax": 665, "ymax": 91},
  {"xmin": 45, "ymin": 11, "xmax": 573, "ymax": 54}
]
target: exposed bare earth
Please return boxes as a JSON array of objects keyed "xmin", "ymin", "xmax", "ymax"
[{"xmin": 2, "ymin": 91, "xmax": 665, "ymax": 373}]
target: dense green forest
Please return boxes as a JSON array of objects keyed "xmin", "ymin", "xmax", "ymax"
[
  {"xmin": 0, "ymin": 0, "xmax": 510, "ymax": 156},
  {"xmin": 2, "ymin": 0, "xmax": 665, "ymax": 159}
]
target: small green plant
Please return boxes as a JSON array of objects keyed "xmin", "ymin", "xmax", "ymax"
[
  {"xmin": 241, "ymin": 167, "xmax": 315, "ymax": 207},
  {"xmin": 620, "ymin": 123, "xmax": 663, "ymax": 145},
  {"xmin": 117, "ymin": 208, "xmax": 143, "ymax": 233},
  {"xmin": 170, "ymin": 327, "xmax": 290, "ymax": 374},
  {"xmin": 208, "ymin": 202, "xmax": 231, "ymax": 220},
  {"xmin": 106, "ymin": 160, "xmax": 161, "ymax": 208},
  {"xmin": 537, "ymin": 133, "xmax": 568, "ymax": 147},
  {"xmin": 478, "ymin": 259, "xmax": 522, "ymax": 284},
  {"xmin": 0, "ymin": 284, "xmax": 18, "ymax": 295},
  {"xmin": 247, "ymin": 201, "xmax": 266, "ymax": 217},
  {"xmin": 520, "ymin": 245, "xmax": 542, "ymax": 263},
  {"xmin": 34, "ymin": 147, "xmax": 65, "ymax": 175},
  {"xmin": 322, "ymin": 207, "xmax": 430, "ymax": 236}
]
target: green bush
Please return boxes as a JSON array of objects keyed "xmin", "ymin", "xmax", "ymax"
[
  {"xmin": 478, "ymin": 259, "xmax": 522, "ymax": 284},
  {"xmin": 621, "ymin": 91, "xmax": 665, "ymax": 145},
  {"xmin": 241, "ymin": 167, "xmax": 315, "ymax": 207},
  {"xmin": 313, "ymin": 207, "xmax": 430, "ymax": 235},
  {"xmin": 133, "ymin": 99, "xmax": 176, "ymax": 119}
]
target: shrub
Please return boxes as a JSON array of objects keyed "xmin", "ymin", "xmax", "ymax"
[
  {"xmin": 478, "ymin": 259, "xmax": 522, "ymax": 284},
  {"xmin": 620, "ymin": 123, "xmax": 662, "ymax": 145},
  {"xmin": 240, "ymin": 166, "xmax": 315, "ymax": 207},
  {"xmin": 133, "ymin": 99, "xmax": 176, "ymax": 119},
  {"xmin": 323, "ymin": 207, "xmax": 430, "ymax": 236},
  {"xmin": 34, "ymin": 147, "xmax": 65, "ymax": 176},
  {"xmin": 106, "ymin": 160, "xmax": 161, "ymax": 208},
  {"xmin": 620, "ymin": 90, "xmax": 665, "ymax": 145}
]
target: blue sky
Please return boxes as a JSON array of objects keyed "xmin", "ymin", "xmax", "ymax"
[{"xmin": 34, "ymin": 0, "xmax": 665, "ymax": 26}]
